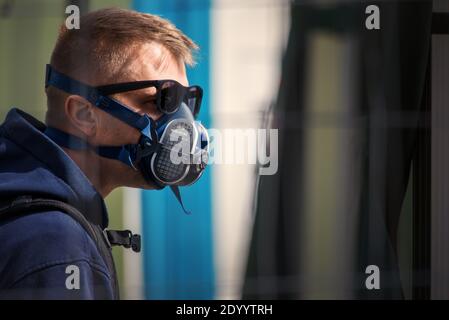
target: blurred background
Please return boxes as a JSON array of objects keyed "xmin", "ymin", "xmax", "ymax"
[{"xmin": 1, "ymin": 0, "xmax": 449, "ymax": 300}]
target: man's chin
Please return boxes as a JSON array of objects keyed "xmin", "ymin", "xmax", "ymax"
[
  {"xmin": 128, "ymin": 179, "xmax": 160, "ymax": 190},
  {"xmin": 140, "ymin": 182, "xmax": 160, "ymax": 190},
  {"xmin": 119, "ymin": 170, "xmax": 159, "ymax": 190}
]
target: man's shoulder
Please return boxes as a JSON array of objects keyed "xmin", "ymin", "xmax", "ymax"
[{"xmin": 0, "ymin": 210, "xmax": 109, "ymax": 288}]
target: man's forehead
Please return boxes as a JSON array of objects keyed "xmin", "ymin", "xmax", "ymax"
[{"xmin": 118, "ymin": 42, "xmax": 187, "ymax": 84}]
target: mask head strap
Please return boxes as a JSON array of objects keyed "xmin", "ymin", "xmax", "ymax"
[{"xmin": 45, "ymin": 64, "xmax": 154, "ymax": 137}]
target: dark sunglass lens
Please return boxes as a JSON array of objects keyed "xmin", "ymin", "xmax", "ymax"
[
  {"xmin": 160, "ymin": 81, "xmax": 185, "ymax": 114},
  {"xmin": 186, "ymin": 86, "xmax": 203, "ymax": 116}
]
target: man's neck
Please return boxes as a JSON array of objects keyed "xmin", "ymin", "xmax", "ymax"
[{"xmin": 64, "ymin": 148, "xmax": 117, "ymax": 198}]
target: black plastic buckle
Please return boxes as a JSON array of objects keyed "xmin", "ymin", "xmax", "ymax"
[
  {"xmin": 130, "ymin": 233, "xmax": 141, "ymax": 253},
  {"xmin": 120, "ymin": 230, "xmax": 141, "ymax": 253},
  {"xmin": 104, "ymin": 229, "xmax": 141, "ymax": 253}
]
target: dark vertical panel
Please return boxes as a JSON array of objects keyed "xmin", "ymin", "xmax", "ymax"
[
  {"xmin": 356, "ymin": 0, "xmax": 432, "ymax": 299},
  {"xmin": 412, "ymin": 51, "xmax": 431, "ymax": 300},
  {"xmin": 431, "ymin": 0, "xmax": 449, "ymax": 300},
  {"xmin": 244, "ymin": 1, "xmax": 432, "ymax": 299},
  {"xmin": 243, "ymin": 3, "xmax": 308, "ymax": 299}
]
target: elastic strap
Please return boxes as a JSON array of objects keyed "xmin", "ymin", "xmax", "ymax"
[
  {"xmin": 45, "ymin": 64, "xmax": 151, "ymax": 132},
  {"xmin": 44, "ymin": 127, "xmax": 135, "ymax": 168}
]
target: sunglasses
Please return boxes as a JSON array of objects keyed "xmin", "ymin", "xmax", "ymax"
[{"xmin": 96, "ymin": 79, "xmax": 203, "ymax": 117}]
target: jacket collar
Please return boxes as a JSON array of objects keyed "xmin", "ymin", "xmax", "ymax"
[{"xmin": 1, "ymin": 108, "xmax": 109, "ymax": 228}]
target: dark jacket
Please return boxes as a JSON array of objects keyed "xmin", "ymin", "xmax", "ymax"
[{"xmin": 0, "ymin": 108, "xmax": 115, "ymax": 299}]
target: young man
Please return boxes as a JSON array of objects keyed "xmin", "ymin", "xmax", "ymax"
[{"xmin": 0, "ymin": 7, "xmax": 206, "ymax": 299}]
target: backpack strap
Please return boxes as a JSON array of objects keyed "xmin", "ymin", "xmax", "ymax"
[
  {"xmin": 0, "ymin": 195, "xmax": 140, "ymax": 300},
  {"xmin": 0, "ymin": 196, "xmax": 100, "ymax": 244}
]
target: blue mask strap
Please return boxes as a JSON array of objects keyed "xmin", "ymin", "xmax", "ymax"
[
  {"xmin": 45, "ymin": 65, "xmax": 152, "ymax": 133},
  {"xmin": 44, "ymin": 127, "xmax": 135, "ymax": 167},
  {"xmin": 44, "ymin": 127, "xmax": 90, "ymax": 151}
]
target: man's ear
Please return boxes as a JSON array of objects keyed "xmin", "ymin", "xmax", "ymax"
[{"xmin": 64, "ymin": 95, "xmax": 97, "ymax": 136}]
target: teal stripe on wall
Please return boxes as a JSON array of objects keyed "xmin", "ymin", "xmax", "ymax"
[{"xmin": 133, "ymin": 0, "xmax": 214, "ymax": 299}]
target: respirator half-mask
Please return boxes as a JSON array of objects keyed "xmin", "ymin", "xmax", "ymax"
[{"xmin": 44, "ymin": 65, "xmax": 209, "ymax": 213}]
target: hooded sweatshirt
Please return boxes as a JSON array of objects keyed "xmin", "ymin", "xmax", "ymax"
[{"xmin": 0, "ymin": 108, "xmax": 115, "ymax": 299}]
